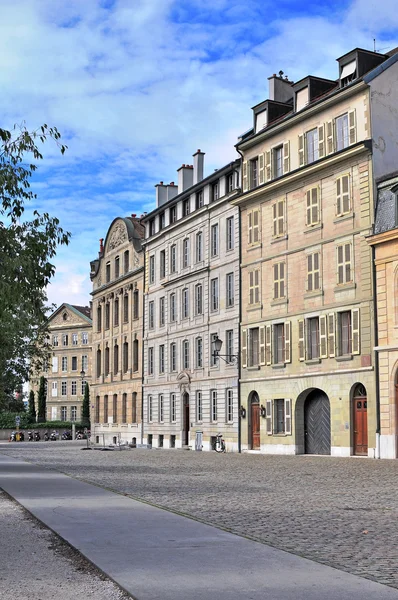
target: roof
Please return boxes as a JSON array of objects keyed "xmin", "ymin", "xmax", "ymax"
[
  {"xmin": 49, "ymin": 303, "xmax": 92, "ymax": 325},
  {"xmin": 374, "ymin": 176, "xmax": 398, "ymax": 235},
  {"xmin": 72, "ymin": 305, "xmax": 91, "ymax": 319}
]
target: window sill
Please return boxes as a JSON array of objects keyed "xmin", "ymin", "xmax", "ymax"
[
  {"xmin": 270, "ymin": 235, "xmax": 288, "ymax": 244},
  {"xmin": 304, "ymin": 223, "xmax": 322, "ymax": 234},
  {"xmin": 247, "ymin": 304, "xmax": 262, "ymax": 312},
  {"xmin": 272, "ymin": 363, "xmax": 285, "ymax": 369},
  {"xmin": 336, "ymin": 354, "xmax": 353, "ymax": 362},
  {"xmin": 334, "ymin": 283, "xmax": 356, "ymax": 293},
  {"xmin": 304, "ymin": 290, "xmax": 323, "ymax": 299},
  {"xmin": 247, "ymin": 365, "xmax": 260, "ymax": 371},
  {"xmin": 334, "ymin": 212, "xmax": 354, "ymax": 224},
  {"xmin": 270, "ymin": 298, "xmax": 288, "ymax": 307},
  {"xmin": 305, "ymin": 358, "xmax": 321, "ymax": 365},
  {"xmin": 247, "ymin": 243, "xmax": 262, "ymax": 252}
]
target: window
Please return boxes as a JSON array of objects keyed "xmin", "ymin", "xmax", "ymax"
[
  {"xmin": 61, "ymin": 406, "xmax": 67, "ymax": 421},
  {"xmin": 339, "ymin": 311, "xmax": 352, "ymax": 355},
  {"xmin": 105, "ymin": 346, "xmax": 110, "ymax": 376},
  {"xmin": 71, "ymin": 406, "xmax": 77, "ymax": 421},
  {"xmin": 170, "ymin": 293, "xmax": 176, "ymax": 322},
  {"xmin": 96, "ymin": 349, "xmax": 101, "ymax": 378},
  {"xmin": 115, "ymin": 256, "xmax": 120, "ymax": 279},
  {"xmin": 123, "ymin": 342, "xmax": 128, "ymax": 373},
  {"xmin": 307, "ymin": 317, "xmax": 319, "ymax": 359},
  {"xmin": 72, "ymin": 333, "xmax": 78, "ymax": 346},
  {"xmin": 226, "ymin": 389, "xmax": 234, "ymax": 422},
  {"xmin": 273, "ymin": 262, "xmax": 285, "ymax": 299},
  {"xmin": 62, "ymin": 357, "xmax": 67, "ymax": 372},
  {"xmin": 250, "ymin": 157, "xmax": 258, "ymax": 189},
  {"xmin": 62, "ymin": 334, "xmax": 68, "ymax": 346},
  {"xmin": 113, "ymin": 394, "xmax": 118, "ymax": 423},
  {"xmin": 196, "ymin": 391, "xmax": 203, "ymax": 422},
  {"xmin": 170, "ymin": 342, "xmax": 177, "ymax": 372},
  {"xmin": 249, "ymin": 327, "xmax": 259, "ymax": 367},
  {"xmin": 195, "ymin": 283, "xmax": 203, "ymax": 315},
  {"xmin": 306, "ymin": 128, "xmax": 319, "ymax": 164},
  {"xmin": 182, "ymin": 288, "xmax": 189, "ymax": 319},
  {"xmin": 114, "ymin": 297, "xmax": 119, "ymax": 326},
  {"xmin": 307, "ymin": 252, "xmax": 320, "ymax": 291},
  {"xmin": 159, "ymin": 211, "xmax": 165, "ymax": 230},
  {"xmin": 337, "ymin": 243, "xmax": 352, "ymax": 284},
  {"xmin": 196, "ymin": 190, "xmax": 204, "ymax": 209},
  {"xmin": 114, "ymin": 344, "xmax": 119, "ymax": 375},
  {"xmin": 336, "ymin": 175, "xmax": 351, "ymax": 216},
  {"xmin": 336, "ymin": 113, "xmax": 349, "ymax": 151},
  {"xmin": 122, "ymin": 393, "xmax": 127, "ymax": 424},
  {"xmin": 158, "ymin": 394, "xmax": 164, "ymax": 422},
  {"xmin": 148, "ymin": 347, "xmax": 154, "ymax": 375},
  {"xmin": 149, "ymin": 219, "xmax": 155, "ymax": 236},
  {"xmin": 212, "ymin": 181, "xmax": 219, "ymax": 202},
  {"xmin": 227, "ymin": 172, "xmax": 234, "ymax": 193},
  {"xmin": 133, "ymin": 339, "xmax": 139, "ymax": 372},
  {"xmin": 123, "ymin": 294, "xmax": 129, "ymax": 323},
  {"xmin": 104, "ymin": 395, "xmax": 108, "ymax": 422},
  {"xmin": 274, "ymin": 399, "xmax": 285, "ymax": 433},
  {"xmin": 249, "ymin": 269, "xmax": 260, "ymax": 305},
  {"xmin": 82, "ymin": 332, "xmax": 88, "ymax": 345},
  {"xmin": 273, "ymin": 199, "xmax": 285, "ymax": 237},
  {"xmin": 211, "ymin": 278, "xmax": 219, "ymax": 312},
  {"xmin": 160, "ymin": 250, "xmax": 166, "ymax": 278},
  {"xmin": 133, "ymin": 290, "xmax": 139, "ymax": 320},
  {"xmin": 211, "ymin": 390, "xmax": 217, "ymax": 422},
  {"xmin": 226, "ymin": 216, "xmax": 234, "ymax": 251},
  {"xmin": 52, "ymin": 356, "xmax": 58, "ymax": 373},
  {"xmin": 170, "ymin": 205, "xmax": 177, "ymax": 223},
  {"xmin": 248, "ymin": 210, "xmax": 260, "ymax": 244},
  {"xmin": 159, "ymin": 297, "xmax": 165, "ymax": 326},
  {"xmin": 53, "ymin": 334, "xmax": 59, "ymax": 347},
  {"xmin": 97, "ymin": 306, "xmax": 102, "ymax": 332},
  {"xmin": 124, "ymin": 250, "xmax": 129, "ymax": 274},
  {"xmin": 183, "ymin": 340, "xmax": 190, "ymax": 369},
  {"xmin": 148, "ymin": 395, "xmax": 153, "ymax": 423},
  {"xmin": 148, "ymin": 301, "xmax": 155, "ymax": 329},
  {"xmin": 183, "ymin": 198, "xmax": 190, "ymax": 216},
  {"xmin": 95, "ymin": 397, "xmax": 100, "ymax": 423},
  {"xmin": 61, "ymin": 381, "xmax": 67, "ymax": 396},
  {"xmin": 105, "ymin": 303, "xmax": 110, "ymax": 329},
  {"xmin": 106, "ymin": 262, "xmax": 111, "ymax": 283},
  {"xmin": 210, "ymin": 333, "xmax": 218, "ymax": 366},
  {"xmin": 81, "ymin": 379, "xmax": 86, "ymax": 395},
  {"xmin": 226, "ymin": 330, "xmax": 234, "ymax": 363},
  {"xmin": 211, "ymin": 224, "xmax": 219, "ymax": 257},
  {"xmin": 159, "ymin": 345, "xmax": 165, "ymax": 374},
  {"xmin": 170, "ymin": 393, "xmax": 176, "ymax": 422},
  {"xmin": 170, "ymin": 244, "xmax": 177, "ymax": 273},
  {"xmin": 183, "ymin": 238, "xmax": 190, "ymax": 268},
  {"xmin": 132, "ymin": 392, "xmax": 137, "ymax": 423},
  {"xmin": 149, "ymin": 255, "xmax": 155, "ymax": 284},
  {"xmin": 51, "ymin": 381, "xmax": 58, "ymax": 397},
  {"xmin": 71, "ymin": 380, "xmax": 77, "ymax": 396},
  {"xmin": 195, "ymin": 337, "xmax": 203, "ymax": 368},
  {"xmin": 274, "ymin": 323, "xmax": 285, "ymax": 364},
  {"xmin": 226, "ymin": 272, "xmax": 234, "ymax": 307},
  {"xmin": 82, "ymin": 355, "xmax": 88, "ymax": 372},
  {"xmin": 273, "ymin": 145, "xmax": 283, "ymax": 178},
  {"xmin": 196, "ymin": 232, "xmax": 203, "ymax": 262},
  {"xmin": 71, "ymin": 356, "xmax": 77, "ymax": 371}
]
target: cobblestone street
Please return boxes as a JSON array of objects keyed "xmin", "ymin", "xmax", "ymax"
[{"xmin": 2, "ymin": 443, "xmax": 398, "ymax": 589}]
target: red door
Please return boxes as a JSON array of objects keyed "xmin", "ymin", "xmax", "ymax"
[
  {"xmin": 354, "ymin": 397, "xmax": 368, "ymax": 456},
  {"xmin": 251, "ymin": 403, "xmax": 260, "ymax": 449}
]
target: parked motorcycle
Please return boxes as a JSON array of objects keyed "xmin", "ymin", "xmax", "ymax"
[
  {"xmin": 50, "ymin": 431, "xmax": 57, "ymax": 441},
  {"xmin": 28, "ymin": 431, "xmax": 33, "ymax": 441},
  {"xmin": 19, "ymin": 431, "xmax": 24, "ymax": 441},
  {"xmin": 34, "ymin": 431, "xmax": 41, "ymax": 441},
  {"xmin": 61, "ymin": 430, "xmax": 72, "ymax": 440},
  {"xmin": 43, "ymin": 431, "xmax": 49, "ymax": 441}
]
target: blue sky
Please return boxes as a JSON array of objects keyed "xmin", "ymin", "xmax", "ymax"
[{"xmin": 2, "ymin": 0, "xmax": 397, "ymax": 307}]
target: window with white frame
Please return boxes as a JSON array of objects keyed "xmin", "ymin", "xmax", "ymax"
[
  {"xmin": 306, "ymin": 128, "xmax": 319, "ymax": 164},
  {"xmin": 159, "ymin": 345, "xmax": 165, "ymax": 374},
  {"xmin": 337, "ymin": 243, "xmax": 352, "ymax": 285},
  {"xmin": 81, "ymin": 380, "xmax": 86, "ymax": 395},
  {"xmin": 250, "ymin": 157, "xmax": 258, "ymax": 189},
  {"xmin": 159, "ymin": 211, "xmax": 165, "ymax": 230},
  {"xmin": 227, "ymin": 172, "xmax": 234, "ymax": 193},
  {"xmin": 183, "ymin": 238, "xmax": 190, "ymax": 268},
  {"xmin": 307, "ymin": 252, "xmax": 320, "ymax": 291},
  {"xmin": 170, "ymin": 205, "xmax": 177, "ymax": 223},
  {"xmin": 273, "ymin": 145, "xmax": 283, "ymax": 178},
  {"xmin": 195, "ymin": 337, "xmax": 203, "ymax": 368},
  {"xmin": 62, "ymin": 334, "xmax": 68, "ymax": 346},
  {"xmin": 210, "ymin": 278, "xmax": 219, "ymax": 312},
  {"xmin": 336, "ymin": 174, "xmax": 351, "ymax": 216},
  {"xmin": 211, "ymin": 223, "xmax": 219, "ymax": 257},
  {"xmin": 52, "ymin": 356, "xmax": 58, "ymax": 373},
  {"xmin": 212, "ymin": 181, "xmax": 219, "ymax": 202},
  {"xmin": 61, "ymin": 356, "xmax": 67, "ymax": 372},
  {"xmin": 71, "ymin": 380, "xmax": 77, "ymax": 396},
  {"xmin": 148, "ymin": 301, "xmax": 155, "ymax": 329},
  {"xmin": 71, "ymin": 406, "xmax": 77, "ymax": 421},
  {"xmin": 149, "ymin": 255, "xmax": 155, "ymax": 284},
  {"xmin": 306, "ymin": 187, "xmax": 320, "ymax": 226},
  {"xmin": 182, "ymin": 288, "xmax": 189, "ymax": 319},
  {"xmin": 226, "ymin": 329, "xmax": 234, "ymax": 363},
  {"xmin": 338, "ymin": 311, "xmax": 352, "ymax": 355},
  {"xmin": 61, "ymin": 381, "xmax": 67, "ymax": 396},
  {"xmin": 226, "ymin": 272, "xmax": 234, "ymax": 307},
  {"xmin": 226, "ymin": 216, "xmax": 234, "ymax": 251},
  {"xmin": 210, "ymin": 333, "xmax": 219, "ymax": 366},
  {"xmin": 51, "ymin": 381, "xmax": 58, "ymax": 397},
  {"xmin": 71, "ymin": 356, "xmax": 77, "ymax": 371},
  {"xmin": 249, "ymin": 269, "xmax": 260, "ymax": 305},
  {"xmin": 159, "ymin": 297, "xmax": 165, "ymax": 326},
  {"xmin": 195, "ymin": 283, "xmax": 203, "ymax": 315},
  {"xmin": 248, "ymin": 209, "xmax": 260, "ymax": 244},
  {"xmin": 196, "ymin": 391, "xmax": 203, "ymax": 422},
  {"xmin": 160, "ymin": 250, "xmax": 166, "ymax": 279},
  {"xmin": 196, "ymin": 190, "xmax": 204, "ymax": 209},
  {"xmin": 170, "ymin": 293, "xmax": 176, "ymax": 322},
  {"xmin": 183, "ymin": 340, "xmax": 190, "ymax": 370},
  {"xmin": 275, "ymin": 399, "xmax": 285, "ymax": 433},
  {"xmin": 170, "ymin": 342, "xmax": 177, "ymax": 372},
  {"xmin": 336, "ymin": 308, "xmax": 360, "ymax": 356},
  {"xmin": 196, "ymin": 232, "xmax": 203, "ymax": 262},
  {"xmin": 170, "ymin": 244, "xmax": 177, "ymax": 273},
  {"xmin": 265, "ymin": 399, "xmax": 292, "ymax": 435},
  {"xmin": 82, "ymin": 332, "xmax": 88, "ymax": 345},
  {"xmin": 183, "ymin": 198, "xmax": 190, "ymax": 216},
  {"xmin": 273, "ymin": 323, "xmax": 285, "ymax": 364},
  {"xmin": 53, "ymin": 334, "xmax": 59, "ymax": 346},
  {"xmin": 82, "ymin": 355, "xmax": 88, "ymax": 372},
  {"xmin": 170, "ymin": 393, "xmax": 176, "ymax": 422},
  {"xmin": 336, "ymin": 113, "xmax": 349, "ymax": 151},
  {"xmin": 248, "ymin": 327, "xmax": 259, "ymax": 367},
  {"xmin": 158, "ymin": 394, "xmax": 164, "ymax": 422},
  {"xmin": 307, "ymin": 317, "xmax": 320, "ymax": 359},
  {"xmin": 148, "ymin": 395, "xmax": 153, "ymax": 423},
  {"xmin": 148, "ymin": 347, "xmax": 154, "ymax": 375},
  {"xmin": 226, "ymin": 389, "xmax": 234, "ymax": 422},
  {"xmin": 273, "ymin": 199, "xmax": 285, "ymax": 237},
  {"xmin": 61, "ymin": 406, "xmax": 67, "ymax": 421},
  {"xmin": 273, "ymin": 262, "xmax": 285, "ymax": 299},
  {"xmin": 72, "ymin": 333, "xmax": 78, "ymax": 346},
  {"xmin": 210, "ymin": 389, "xmax": 217, "ymax": 422}
]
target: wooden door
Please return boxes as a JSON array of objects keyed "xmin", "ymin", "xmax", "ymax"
[
  {"xmin": 304, "ymin": 391, "xmax": 331, "ymax": 455},
  {"xmin": 354, "ymin": 394, "xmax": 368, "ymax": 456},
  {"xmin": 183, "ymin": 395, "xmax": 190, "ymax": 446},
  {"xmin": 251, "ymin": 402, "xmax": 260, "ymax": 449}
]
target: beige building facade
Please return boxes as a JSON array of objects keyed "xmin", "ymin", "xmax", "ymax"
[
  {"xmin": 235, "ymin": 48, "xmax": 398, "ymax": 457},
  {"xmin": 90, "ymin": 216, "xmax": 145, "ymax": 446},
  {"xmin": 31, "ymin": 303, "xmax": 92, "ymax": 423}
]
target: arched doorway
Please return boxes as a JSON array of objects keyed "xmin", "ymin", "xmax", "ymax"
[
  {"xmin": 182, "ymin": 393, "xmax": 190, "ymax": 446},
  {"xmin": 304, "ymin": 390, "xmax": 331, "ymax": 455},
  {"xmin": 353, "ymin": 384, "xmax": 367, "ymax": 456},
  {"xmin": 249, "ymin": 392, "xmax": 260, "ymax": 450}
]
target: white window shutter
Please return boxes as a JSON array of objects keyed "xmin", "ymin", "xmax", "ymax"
[
  {"xmin": 243, "ymin": 161, "xmax": 248, "ymax": 192},
  {"xmin": 342, "ymin": 174, "xmax": 350, "ymax": 213},
  {"xmin": 284, "ymin": 321, "xmax": 291, "ymax": 363},
  {"xmin": 241, "ymin": 329, "xmax": 247, "ymax": 367},
  {"xmin": 283, "ymin": 141, "xmax": 290, "ymax": 174},
  {"xmin": 319, "ymin": 315, "xmax": 328, "ymax": 358},
  {"xmin": 306, "ymin": 189, "xmax": 312, "ymax": 226},
  {"xmin": 266, "ymin": 400, "xmax": 273, "ymax": 435},
  {"xmin": 348, "ymin": 110, "xmax": 356, "ymax": 145},
  {"xmin": 265, "ymin": 150, "xmax": 272, "ymax": 181},
  {"xmin": 248, "ymin": 211, "xmax": 252, "ymax": 245},
  {"xmin": 336, "ymin": 177, "xmax": 342, "ymax": 215},
  {"xmin": 259, "ymin": 153, "xmax": 265, "ymax": 185},
  {"xmin": 298, "ymin": 319, "xmax": 305, "ymax": 361},
  {"xmin": 328, "ymin": 313, "xmax": 335, "ymax": 358},
  {"xmin": 265, "ymin": 324, "xmax": 272, "ymax": 365},
  {"xmin": 273, "ymin": 203, "xmax": 277, "ymax": 237},
  {"xmin": 352, "ymin": 308, "xmax": 360, "ymax": 355},
  {"xmin": 259, "ymin": 325, "xmax": 266, "ymax": 365},
  {"xmin": 284, "ymin": 399, "xmax": 292, "ymax": 435},
  {"xmin": 318, "ymin": 124, "xmax": 325, "ymax": 158},
  {"xmin": 298, "ymin": 134, "xmax": 305, "ymax": 167},
  {"xmin": 52, "ymin": 357, "xmax": 58, "ymax": 373},
  {"xmin": 326, "ymin": 120, "xmax": 334, "ymax": 154}
]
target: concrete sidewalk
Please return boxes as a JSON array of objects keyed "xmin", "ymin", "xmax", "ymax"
[{"xmin": 1, "ymin": 453, "xmax": 397, "ymax": 600}]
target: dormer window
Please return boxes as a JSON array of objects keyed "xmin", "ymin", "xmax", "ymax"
[
  {"xmin": 159, "ymin": 212, "xmax": 165, "ymax": 231},
  {"xmin": 212, "ymin": 181, "xmax": 219, "ymax": 202},
  {"xmin": 149, "ymin": 219, "xmax": 155, "ymax": 236},
  {"xmin": 296, "ymin": 87, "xmax": 309, "ymax": 112},
  {"xmin": 255, "ymin": 109, "xmax": 267, "ymax": 133},
  {"xmin": 196, "ymin": 190, "xmax": 204, "ymax": 209},
  {"xmin": 170, "ymin": 205, "xmax": 177, "ymax": 223},
  {"xmin": 340, "ymin": 60, "xmax": 357, "ymax": 87}
]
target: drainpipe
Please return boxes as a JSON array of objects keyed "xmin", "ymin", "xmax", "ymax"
[
  {"xmin": 234, "ymin": 153, "xmax": 243, "ymax": 454},
  {"xmin": 372, "ymin": 242, "xmax": 381, "ymax": 458},
  {"xmin": 141, "ymin": 255, "xmax": 146, "ymax": 447}
]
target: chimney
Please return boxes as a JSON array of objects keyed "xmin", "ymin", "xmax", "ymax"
[
  {"xmin": 193, "ymin": 149, "xmax": 205, "ymax": 184},
  {"xmin": 177, "ymin": 164, "xmax": 194, "ymax": 194},
  {"xmin": 99, "ymin": 238, "xmax": 104, "ymax": 253},
  {"xmin": 166, "ymin": 182, "xmax": 178, "ymax": 202},
  {"xmin": 268, "ymin": 73, "xmax": 294, "ymax": 103},
  {"xmin": 155, "ymin": 181, "xmax": 168, "ymax": 207}
]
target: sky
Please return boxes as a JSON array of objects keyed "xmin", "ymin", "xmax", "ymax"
[{"xmin": 2, "ymin": 0, "xmax": 398, "ymax": 309}]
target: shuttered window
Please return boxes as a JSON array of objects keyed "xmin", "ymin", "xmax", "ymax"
[
  {"xmin": 298, "ymin": 319, "xmax": 305, "ymax": 361},
  {"xmin": 283, "ymin": 141, "xmax": 290, "ymax": 174},
  {"xmin": 337, "ymin": 243, "xmax": 352, "ymax": 284},
  {"xmin": 307, "ymin": 252, "xmax": 320, "ymax": 291},
  {"xmin": 306, "ymin": 187, "xmax": 320, "ymax": 226},
  {"xmin": 273, "ymin": 323, "xmax": 285, "ymax": 364},
  {"xmin": 273, "ymin": 199, "xmax": 285, "ymax": 237},
  {"xmin": 336, "ymin": 175, "xmax": 351, "ymax": 216},
  {"xmin": 248, "ymin": 209, "xmax": 260, "ymax": 244},
  {"xmin": 273, "ymin": 262, "xmax": 285, "ymax": 299},
  {"xmin": 249, "ymin": 328, "xmax": 259, "ymax": 367},
  {"xmin": 273, "ymin": 146, "xmax": 283, "ymax": 178},
  {"xmin": 249, "ymin": 269, "xmax": 260, "ymax": 305},
  {"xmin": 307, "ymin": 317, "xmax": 319, "ymax": 359}
]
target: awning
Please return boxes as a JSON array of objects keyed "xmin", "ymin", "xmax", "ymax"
[{"xmin": 341, "ymin": 60, "xmax": 356, "ymax": 79}]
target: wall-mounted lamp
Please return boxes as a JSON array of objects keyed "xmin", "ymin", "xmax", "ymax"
[
  {"xmin": 240, "ymin": 405, "xmax": 246, "ymax": 419},
  {"xmin": 260, "ymin": 405, "xmax": 267, "ymax": 418},
  {"xmin": 212, "ymin": 334, "xmax": 239, "ymax": 365}
]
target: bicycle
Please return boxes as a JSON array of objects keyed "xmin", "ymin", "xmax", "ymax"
[{"xmin": 214, "ymin": 433, "xmax": 226, "ymax": 453}]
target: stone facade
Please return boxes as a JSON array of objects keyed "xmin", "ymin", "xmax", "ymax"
[{"xmin": 90, "ymin": 216, "xmax": 144, "ymax": 446}]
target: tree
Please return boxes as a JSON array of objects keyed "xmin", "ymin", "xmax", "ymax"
[
  {"xmin": 28, "ymin": 389, "xmax": 36, "ymax": 423},
  {"xmin": 82, "ymin": 382, "xmax": 90, "ymax": 428},
  {"xmin": 0, "ymin": 124, "xmax": 70, "ymax": 409},
  {"xmin": 37, "ymin": 376, "xmax": 46, "ymax": 423}
]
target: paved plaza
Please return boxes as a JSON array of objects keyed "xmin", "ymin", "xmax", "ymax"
[{"xmin": 1, "ymin": 442, "xmax": 398, "ymax": 590}]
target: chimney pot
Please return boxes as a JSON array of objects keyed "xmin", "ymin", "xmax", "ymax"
[
  {"xmin": 131, "ymin": 213, "xmax": 136, "ymax": 218},
  {"xmin": 99, "ymin": 238, "xmax": 104, "ymax": 253},
  {"xmin": 170, "ymin": 181, "xmax": 175, "ymax": 185},
  {"xmin": 160, "ymin": 181, "xmax": 163, "ymax": 185}
]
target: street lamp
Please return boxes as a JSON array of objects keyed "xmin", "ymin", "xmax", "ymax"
[{"xmin": 212, "ymin": 335, "xmax": 239, "ymax": 365}]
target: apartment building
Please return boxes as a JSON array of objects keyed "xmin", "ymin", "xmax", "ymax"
[
  {"xmin": 141, "ymin": 151, "xmax": 241, "ymax": 451},
  {"xmin": 234, "ymin": 48, "xmax": 398, "ymax": 457},
  {"xmin": 90, "ymin": 216, "xmax": 145, "ymax": 446},
  {"xmin": 31, "ymin": 303, "xmax": 92, "ymax": 422}
]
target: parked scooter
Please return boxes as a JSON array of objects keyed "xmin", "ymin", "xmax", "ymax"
[
  {"xmin": 19, "ymin": 431, "xmax": 25, "ymax": 441},
  {"xmin": 61, "ymin": 430, "xmax": 72, "ymax": 440},
  {"xmin": 28, "ymin": 431, "xmax": 33, "ymax": 441},
  {"xmin": 9, "ymin": 431, "xmax": 16, "ymax": 442},
  {"xmin": 43, "ymin": 430, "xmax": 49, "ymax": 441},
  {"xmin": 50, "ymin": 431, "xmax": 57, "ymax": 441},
  {"xmin": 34, "ymin": 431, "xmax": 40, "ymax": 441}
]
